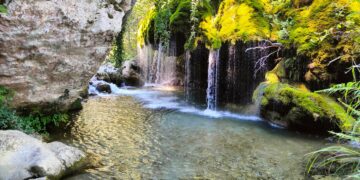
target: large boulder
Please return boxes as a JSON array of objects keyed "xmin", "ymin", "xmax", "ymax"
[
  {"xmin": 254, "ymin": 82, "xmax": 355, "ymax": 133},
  {"xmin": 121, "ymin": 60, "xmax": 145, "ymax": 87},
  {"xmin": 0, "ymin": 130, "xmax": 85, "ymax": 180},
  {"xmin": 0, "ymin": 0, "xmax": 130, "ymax": 113}
]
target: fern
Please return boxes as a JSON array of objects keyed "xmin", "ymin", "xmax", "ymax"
[
  {"xmin": 308, "ymin": 65, "xmax": 360, "ymax": 177},
  {"xmin": 317, "ymin": 81, "xmax": 360, "ymax": 118}
]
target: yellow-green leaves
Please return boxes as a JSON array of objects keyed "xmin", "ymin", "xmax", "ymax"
[
  {"xmin": 199, "ymin": 0, "xmax": 271, "ymax": 49},
  {"xmin": 137, "ymin": 7, "xmax": 156, "ymax": 47}
]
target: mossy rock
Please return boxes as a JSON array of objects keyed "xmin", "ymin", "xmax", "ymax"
[
  {"xmin": 256, "ymin": 82, "xmax": 354, "ymax": 133},
  {"xmin": 69, "ymin": 98, "xmax": 83, "ymax": 111}
]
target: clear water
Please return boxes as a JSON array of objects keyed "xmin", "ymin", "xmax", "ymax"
[{"xmin": 53, "ymin": 86, "xmax": 326, "ymax": 179}]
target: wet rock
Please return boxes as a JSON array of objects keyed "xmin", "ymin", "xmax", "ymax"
[
  {"xmin": 96, "ymin": 83, "xmax": 111, "ymax": 93},
  {"xmin": 121, "ymin": 60, "xmax": 145, "ymax": 87},
  {"xmin": 0, "ymin": 0, "xmax": 130, "ymax": 113},
  {"xmin": 96, "ymin": 63, "xmax": 123, "ymax": 85},
  {"xmin": 254, "ymin": 82, "xmax": 355, "ymax": 133},
  {"xmin": 0, "ymin": 130, "xmax": 85, "ymax": 180}
]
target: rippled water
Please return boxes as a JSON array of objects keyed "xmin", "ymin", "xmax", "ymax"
[{"xmin": 52, "ymin": 86, "xmax": 326, "ymax": 179}]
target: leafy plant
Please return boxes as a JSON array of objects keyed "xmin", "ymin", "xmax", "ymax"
[
  {"xmin": 317, "ymin": 82, "xmax": 360, "ymax": 117},
  {"xmin": 0, "ymin": 5, "xmax": 7, "ymax": 14},
  {"xmin": 306, "ymin": 144, "xmax": 360, "ymax": 178},
  {"xmin": 0, "ymin": 85, "xmax": 69, "ymax": 135},
  {"xmin": 307, "ymin": 64, "xmax": 360, "ymax": 178}
]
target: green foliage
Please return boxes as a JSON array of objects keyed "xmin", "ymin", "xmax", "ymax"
[
  {"xmin": 18, "ymin": 113, "xmax": 69, "ymax": 134},
  {"xmin": 133, "ymin": 0, "xmax": 360, "ymax": 66},
  {"xmin": 107, "ymin": 32, "xmax": 125, "ymax": 67},
  {"xmin": 0, "ymin": 106, "xmax": 18, "ymax": 130},
  {"xmin": 154, "ymin": 4, "xmax": 172, "ymax": 46},
  {"xmin": 169, "ymin": 0, "xmax": 191, "ymax": 27},
  {"xmin": 0, "ymin": 5, "xmax": 7, "ymax": 14},
  {"xmin": 306, "ymin": 145, "xmax": 360, "ymax": 177},
  {"xmin": 307, "ymin": 66, "xmax": 360, "ymax": 178},
  {"xmin": 0, "ymin": 85, "xmax": 13, "ymax": 105},
  {"xmin": 283, "ymin": 0, "xmax": 360, "ymax": 71},
  {"xmin": 199, "ymin": 0, "xmax": 272, "ymax": 48},
  {"xmin": 137, "ymin": 7, "xmax": 157, "ymax": 47},
  {"xmin": 0, "ymin": 85, "xmax": 69, "ymax": 135},
  {"xmin": 120, "ymin": 0, "xmax": 155, "ymax": 60},
  {"xmin": 318, "ymin": 82, "xmax": 360, "ymax": 117}
]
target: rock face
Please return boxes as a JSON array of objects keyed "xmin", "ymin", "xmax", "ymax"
[
  {"xmin": 121, "ymin": 60, "xmax": 145, "ymax": 87},
  {"xmin": 0, "ymin": 130, "xmax": 85, "ymax": 180},
  {"xmin": 0, "ymin": 0, "xmax": 130, "ymax": 112}
]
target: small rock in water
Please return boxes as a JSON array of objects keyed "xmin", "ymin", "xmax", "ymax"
[
  {"xmin": 0, "ymin": 130, "xmax": 86, "ymax": 180},
  {"xmin": 96, "ymin": 83, "xmax": 112, "ymax": 93}
]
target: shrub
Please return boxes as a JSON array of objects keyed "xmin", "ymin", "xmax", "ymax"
[
  {"xmin": 0, "ymin": 4, "xmax": 7, "ymax": 14},
  {"xmin": 307, "ymin": 65, "xmax": 360, "ymax": 178},
  {"xmin": 0, "ymin": 86, "xmax": 69, "ymax": 135}
]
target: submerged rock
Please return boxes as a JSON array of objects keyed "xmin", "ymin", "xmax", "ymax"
[
  {"xmin": 0, "ymin": 130, "xmax": 85, "ymax": 180},
  {"xmin": 121, "ymin": 60, "xmax": 145, "ymax": 87},
  {"xmin": 0, "ymin": 0, "xmax": 130, "ymax": 113},
  {"xmin": 255, "ymin": 82, "xmax": 355, "ymax": 133}
]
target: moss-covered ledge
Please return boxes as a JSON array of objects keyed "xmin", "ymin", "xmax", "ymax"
[{"xmin": 254, "ymin": 82, "xmax": 355, "ymax": 133}]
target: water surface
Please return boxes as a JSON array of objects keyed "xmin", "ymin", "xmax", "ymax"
[{"xmin": 53, "ymin": 87, "xmax": 325, "ymax": 179}]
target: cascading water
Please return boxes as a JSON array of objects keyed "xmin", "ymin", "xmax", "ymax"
[
  {"xmin": 184, "ymin": 51, "xmax": 191, "ymax": 101},
  {"xmin": 138, "ymin": 39, "xmax": 180, "ymax": 85},
  {"xmin": 155, "ymin": 42, "xmax": 163, "ymax": 83},
  {"xmin": 206, "ymin": 49, "xmax": 220, "ymax": 110},
  {"xmin": 137, "ymin": 44, "xmax": 154, "ymax": 83}
]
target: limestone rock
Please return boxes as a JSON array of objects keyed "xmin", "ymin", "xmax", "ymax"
[
  {"xmin": 0, "ymin": 130, "xmax": 85, "ymax": 180},
  {"xmin": 0, "ymin": 0, "xmax": 130, "ymax": 113}
]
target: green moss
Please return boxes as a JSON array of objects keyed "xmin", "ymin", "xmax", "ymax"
[{"xmin": 262, "ymin": 83, "xmax": 355, "ymax": 131}]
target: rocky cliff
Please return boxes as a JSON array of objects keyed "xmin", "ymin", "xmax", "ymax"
[{"xmin": 0, "ymin": 0, "xmax": 130, "ymax": 113}]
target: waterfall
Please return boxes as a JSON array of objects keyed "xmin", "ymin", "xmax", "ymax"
[
  {"xmin": 185, "ymin": 51, "xmax": 191, "ymax": 101},
  {"xmin": 137, "ymin": 44, "xmax": 154, "ymax": 83},
  {"xmin": 137, "ymin": 39, "xmax": 180, "ymax": 85},
  {"xmin": 155, "ymin": 42, "xmax": 163, "ymax": 84},
  {"xmin": 206, "ymin": 49, "xmax": 220, "ymax": 110}
]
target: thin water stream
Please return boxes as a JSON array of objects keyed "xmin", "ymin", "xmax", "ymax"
[{"xmin": 52, "ymin": 86, "xmax": 326, "ymax": 179}]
